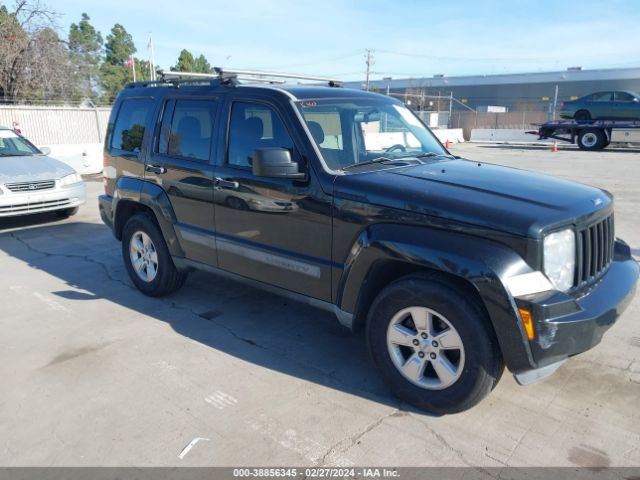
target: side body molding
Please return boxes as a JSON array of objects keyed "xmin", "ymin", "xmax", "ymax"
[{"xmin": 336, "ymin": 223, "xmax": 537, "ymax": 373}]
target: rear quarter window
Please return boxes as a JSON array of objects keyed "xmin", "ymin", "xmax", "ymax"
[{"xmin": 110, "ymin": 98, "xmax": 154, "ymax": 154}]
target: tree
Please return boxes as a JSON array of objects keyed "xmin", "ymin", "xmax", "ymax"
[
  {"xmin": 171, "ymin": 49, "xmax": 212, "ymax": 73},
  {"xmin": 99, "ymin": 23, "xmax": 136, "ymax": 102},
  {"xmin": 68, "ymin": 13, "xmax": 102, "ymax": 101},
  {"xmin": 0, "ymin": 1, "xmax": 76, "ymax": 103}
]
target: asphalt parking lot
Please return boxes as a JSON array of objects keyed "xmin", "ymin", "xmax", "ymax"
[{"xmin": 0, "ymin": 142, "xmax": 638, "ymax": 467}]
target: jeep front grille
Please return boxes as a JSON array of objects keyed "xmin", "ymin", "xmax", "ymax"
[
  {"xmin": 575, "ymin": 214, "xmax": 614, "ymax": 287},
  {"xmin": 5, "ymin": 180, "xmax": 55, "ymax": 192}
]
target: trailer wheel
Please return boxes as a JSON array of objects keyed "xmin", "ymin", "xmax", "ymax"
[{"xmin": 577, "ymin": 129, "xmax": 606, "ymax": 151}]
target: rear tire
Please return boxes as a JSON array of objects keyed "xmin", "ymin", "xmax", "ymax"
[
  {"xmin": 577, "ymin": 128, "xmax": 606, "ymax": 151},
  {"xmin": 574, "ymin": 110, "xmax": 591, "ymax": 121},
  {"xmin": 366, "ymin": 276, "xmax": 504, "ymax": 414},
  {"xmin": 122, "ymin": 213, "xmax": 187, "ymax": 296}
]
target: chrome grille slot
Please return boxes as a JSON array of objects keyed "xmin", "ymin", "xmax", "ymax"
[
  {"xmin": 5, "ymin": 180, "xmax": 55, "ymax": 192},
  {"xmin": 574, "ymin": 214, "xmax": 614, "ymax": 287}
]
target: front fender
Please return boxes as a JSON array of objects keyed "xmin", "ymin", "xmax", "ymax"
[
  {"xmin": 337, "ymin": 223, "xmax": 537, "ymax": 373},
  {"xmin": 113, "ymin": 177, "xmax": 184, "ymax": 257}
]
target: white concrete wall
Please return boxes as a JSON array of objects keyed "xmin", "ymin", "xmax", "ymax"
[
  {"xmin": 470, "ymin": 128, "xmax": 553, "ymax": 143},
  {"xmin": 431, "ymin": 128, "xmax": 465, "ymax": 144},
  {"xmin": 39, "ymin": 143, "xmax": 104, "ymax": 176}
]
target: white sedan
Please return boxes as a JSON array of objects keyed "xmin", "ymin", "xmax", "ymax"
[{"xmin": 0, "ymin": 128, "xmax": 86, "ymax": 218}]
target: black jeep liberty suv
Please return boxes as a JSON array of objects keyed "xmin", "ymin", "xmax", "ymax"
[{"xmin": 99, "ymin": 69, "xmax": 638, "ymax": 414}]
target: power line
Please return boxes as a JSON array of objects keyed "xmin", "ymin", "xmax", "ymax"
[
  {"xmin": 270, "ymin": 50, "xmax": 363, "ymax": 70},
  {"xmin": 376, "ymin": 49, "xmax": 552, "ymax": 63}
]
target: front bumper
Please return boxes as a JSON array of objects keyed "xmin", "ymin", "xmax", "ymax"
[
  {"xmin": 516, "ymin": 239, "xmax": 638, "ymax": 371},
  {"xmin": 0, "ymin": 182, "xmax": 86, "ymax": 217}
]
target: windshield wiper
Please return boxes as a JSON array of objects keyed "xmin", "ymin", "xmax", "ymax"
[
  {"xmin": 0, "ymin": 152, "xmax": 32, "ymax": 157},
  {"xmin": 399, "ymin": 152, "xmax": 457, "ymax": 160},
  {"xmin": 341, "ymin": 156, "xmax": 409, "ymax": 171}
]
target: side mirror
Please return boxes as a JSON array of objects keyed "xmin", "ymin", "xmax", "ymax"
[
  {"xmin": 252, "ymin": 148, "xmax": 305, "ymax": 179},
  {"xmin": 39, "ymin": 146, "xmax": 51, "ymax": 155}
]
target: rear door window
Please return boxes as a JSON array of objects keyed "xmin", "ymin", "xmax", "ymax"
[
  {"xmin": 591, "ymin": 92, "xmax": 613, "ymax": 102},
  {"xmin": 158, "ymin": 99, "xmax": 216, "ymax": 161},
  {"xmin": 110, "ymin": 98, "xmax": 154, "ymax": 154}
]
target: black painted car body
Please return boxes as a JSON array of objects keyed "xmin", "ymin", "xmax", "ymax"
[{"xmin": 99, "ymin": 79, "xmax": 638, "ymax": 395}]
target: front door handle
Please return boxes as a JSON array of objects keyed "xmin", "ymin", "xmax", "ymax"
[
  {"xmin": 145, "ymin": 164, "xmax": 167, "ymax": 174},
  {"xmin": 215, "ymin": 177, "xmax": 239, "ymax": 189}
]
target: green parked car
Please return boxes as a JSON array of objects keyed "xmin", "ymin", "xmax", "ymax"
[{"xmin": 559, "ymin": 90, "xmax": 640, "ymax": 121}]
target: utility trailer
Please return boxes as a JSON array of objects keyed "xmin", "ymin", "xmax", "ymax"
[{"xmin": 529, "ymin": 119, "xmax": 640, "ymax": 151}]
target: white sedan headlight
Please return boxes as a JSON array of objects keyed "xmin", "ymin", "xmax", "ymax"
[
  {"xmin": 58, "ymin": 172, "xmax": 82, "ymax": 187},
  {"xmin": 543, "ymin": 228, "xmax": 575, "ymax": 292}
]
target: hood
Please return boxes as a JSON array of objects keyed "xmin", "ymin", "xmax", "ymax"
[
  {"xmin": 334, "ymin": 158, "xmax": 612, "ymax": 237},
  {"xmin": 0, "ymin": 154, "xmax": 75, "ymax": 185}
]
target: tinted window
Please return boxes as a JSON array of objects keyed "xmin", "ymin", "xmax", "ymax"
[
  {"xmin": 296, "ymin": 99, "xmax": 445, "ymax": 170},
  {"xmin": 227, "ymin": 102, "xmax": 294, "ymax": 168},
  {"xmin": 111, "ymin": 98, "xmax": 153, "ymax": 153},
  {"xmin": 158, "ymin": 99, "xmax": 215, "ymax": 161},
  {"xmin": 614, "ymin": 92, "xmax": 635, "ymax": 102},
  {"xmin": 591, "ymin": 92, "xmax": 612, "ymax": 102},
  {"xmin": 303, "ymin": 111, "xmax": 343, "ymax": 150}
]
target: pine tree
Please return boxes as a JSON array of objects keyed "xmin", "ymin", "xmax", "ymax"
[
  {"xmin": 171, "ymin": 50, "xmax": 212, "ymax": 73},
  {"xmin": 68, "ymin": 13, "xmax": 103, "ymax": 101},
  {"xmin": 99, "ymin": 23, "xmax": 137, "ymax": 102}
]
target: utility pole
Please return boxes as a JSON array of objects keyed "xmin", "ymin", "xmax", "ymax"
[
  {"xmin": 365, "ymin": 49, "xmax": 374, "ymax": 91},
  {"xmin": 552, "ymin": 84, "xmax": 559, "ymax": 119}
]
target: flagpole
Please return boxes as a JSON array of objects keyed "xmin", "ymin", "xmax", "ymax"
[
  {"xmin": 131, "ymin": 56, "xmax": 136, "ymax": 82},
  {"xmin": 148, "ymin": 33, "xmax": 156, "ymax": 81}
]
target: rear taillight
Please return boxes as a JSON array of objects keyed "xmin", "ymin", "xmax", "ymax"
[{"xmin": 103, "ymin": 152, "xmax": 111, "ymax": 195}]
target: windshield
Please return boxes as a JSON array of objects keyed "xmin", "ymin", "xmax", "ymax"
[
  {"xmin": 296, "ymin": 98, "xmax": 446, "ymax": 171},
  {"xmin": 0, "ymin": 130, "xmax": 40, "ymax": 157}
]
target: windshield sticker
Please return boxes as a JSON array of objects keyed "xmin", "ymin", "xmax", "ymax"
[
  {"xmin": 0, "ymin": 130, "xmax": 19, "ymax": 139},
  {"xmin": 300, "ymin": 101, "xmax": 318, "ymax": 108},
  {"xmin": 393, "ymin": 105, "xmax": 423, "ymax": 127}
]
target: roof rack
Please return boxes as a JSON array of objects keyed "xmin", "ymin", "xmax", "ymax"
[
  {"xmin": 213, "ymin": 67, "xmax": 342, "ymax": 87},
  {"xmin": 125, "ymin": 68, "xmax": 342, "ymax": 90}
]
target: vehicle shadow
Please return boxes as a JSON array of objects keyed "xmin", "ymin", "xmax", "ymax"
[
  {"xmin": 0, "ymin": 211, "xmax": 68, "ymax": 232},
  {"xmin": 2, "ymin": 221, "xmax": 420, "ymax": 413}
]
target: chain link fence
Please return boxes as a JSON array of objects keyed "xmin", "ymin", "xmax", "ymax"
[{"xmin": 0, "ymin": 105, "xmax": 111, "ymax": 145}]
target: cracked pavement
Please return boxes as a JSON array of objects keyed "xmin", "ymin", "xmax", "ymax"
[{"xmin": 0, "ymin": 144, "xmax": 639, "ymax": 467}]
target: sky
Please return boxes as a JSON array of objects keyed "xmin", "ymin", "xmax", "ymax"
[{"xmin": 50, "ymin": 0, "xmax": 640, "ymax": 82}]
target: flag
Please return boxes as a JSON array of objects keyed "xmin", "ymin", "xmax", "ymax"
[{"xmin": 125, "ymin": 57, "xmax": 133, "ymax": 68}]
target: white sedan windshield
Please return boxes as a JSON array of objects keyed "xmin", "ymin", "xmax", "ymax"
[{"xmin": 0, "ymin": 130, "xmax": 40, "ymax": 157}]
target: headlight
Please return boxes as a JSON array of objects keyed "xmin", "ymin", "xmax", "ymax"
[
  {"xmin": 543, "ymin": 228, "xmax": 575, "ymax": 292},
  {"xmin": 58, "ymin": 172, "xmax": 82, "ymax": 187}
]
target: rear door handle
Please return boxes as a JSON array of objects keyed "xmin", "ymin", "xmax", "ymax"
[
  {"xmin": 215, "ymin": 177, "xmax": 239, "ymax": 189},
  {"xmin": 145, "ymin": 164, "xmax": 167, "ymax": 174}
]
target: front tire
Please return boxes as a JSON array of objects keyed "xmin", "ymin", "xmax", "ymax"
[
  {"xmin": 367, "ymin": 276, "xmax": 503, "ymax": 414},
  {"xmin": 122, "ymin": 213, "xmax": 186, "ymax": 296}
]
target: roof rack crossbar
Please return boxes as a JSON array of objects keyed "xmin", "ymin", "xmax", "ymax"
[
  {"xmin": 127, "ymin": 68, "xmax": 342, "ymax": 89},
  {"xmin": 161, "ymin": 71, "xmax": 219, "ymax": 80},
  {"xmin": 213, "ymin": 67, "xmax": 341, "ymax": 85}
]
